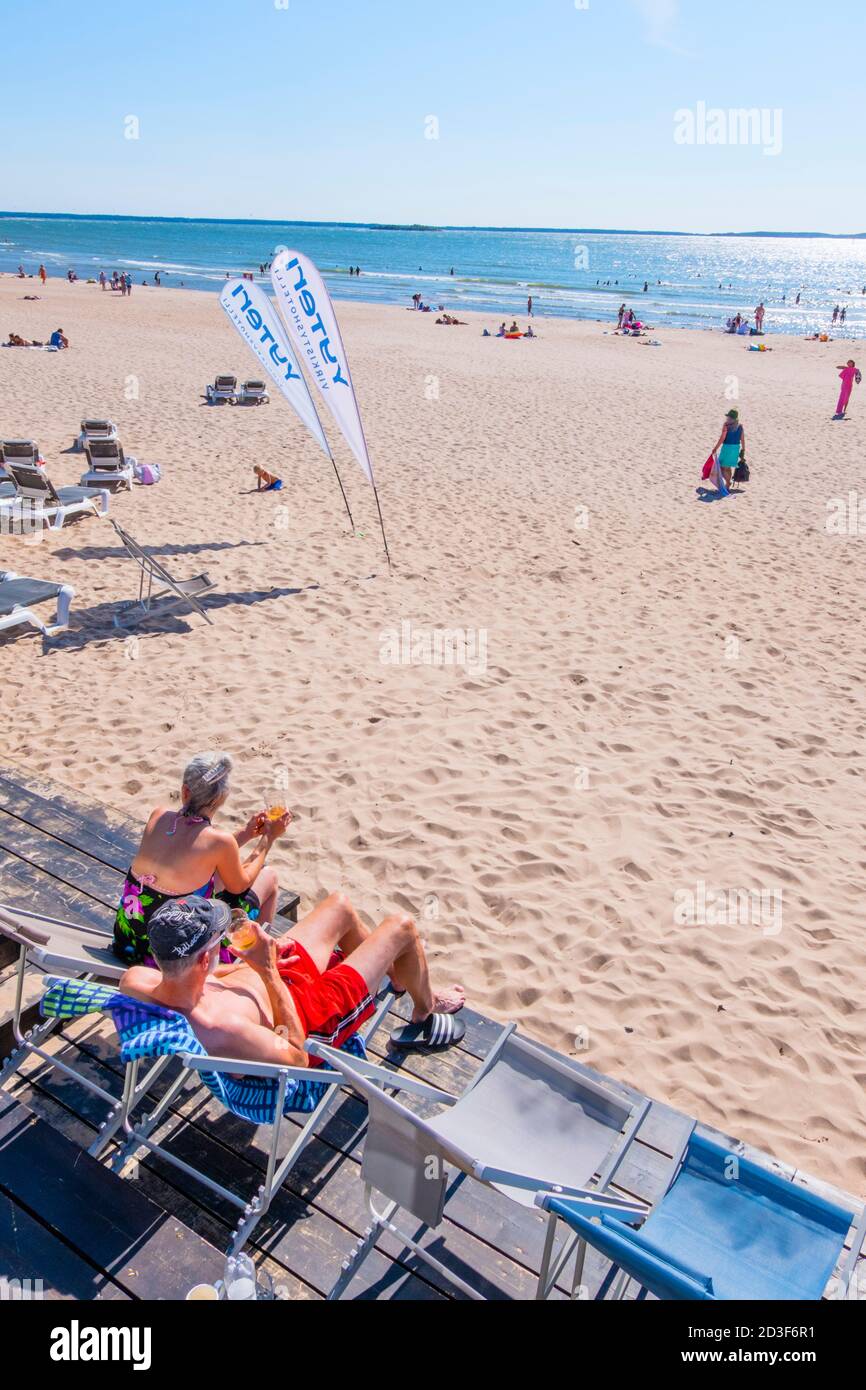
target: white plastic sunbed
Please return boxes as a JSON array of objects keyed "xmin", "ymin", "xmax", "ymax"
[
  {"xmin": 238, "ymin": 379, "xmax": 270, "ymax": 405},
  {"xmin": 205, "ymin": 374, "xmax": 238, "ymax": 404},
  {"xmin": 79, "ymin": 439, "xmax": 135, "ymax": 492},
  {"xmin": 0, "ymin": 460, "xmax": 109, "ymax": 532},
  {"xmin": 75, "ymin": 419, "xmax": 119, "ymax": 452},
  {"xmin": 0, "ymin": 571, "xmax": 75, "ymax": 637}
]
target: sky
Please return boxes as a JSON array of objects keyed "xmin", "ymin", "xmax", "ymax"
[{"xmin": 0, "ymin": 0, "xmax": 863, "ymax": 234}]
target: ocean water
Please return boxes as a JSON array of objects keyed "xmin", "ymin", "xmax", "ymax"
[{"xmin": 2, "ymin": 213, "xmax": 866, "ymax": 337}]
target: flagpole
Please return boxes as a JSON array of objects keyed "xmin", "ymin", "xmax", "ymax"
[
  {"xmin": 371, "ymin": 482, "xmax": 393, "ymax": 571},
  {"xmin": 326, "ymin": 443, "xmax": 356, "ymax": 532}
]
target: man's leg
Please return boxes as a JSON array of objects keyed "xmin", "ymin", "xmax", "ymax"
[
  {"xmin": 343, "ymin": 914, "xmax": 463, "ymax": 1023},
  {"xmin": 289, "ymin": 892, "xmax": 370, "ymax": 972}
]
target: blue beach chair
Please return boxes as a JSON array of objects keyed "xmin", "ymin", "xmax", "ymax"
[
  {"xmin": 536, "ymin": 1128, "xmax": 860, "ymax": 1301},
  {"xmin": 39, "ymin": 975, "xmax": 444, "ymax": 1254}
]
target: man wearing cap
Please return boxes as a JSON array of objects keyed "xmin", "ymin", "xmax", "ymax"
[{"xmin": 119, "ymin": 891, "xmax": 467, "ymax": 1059}]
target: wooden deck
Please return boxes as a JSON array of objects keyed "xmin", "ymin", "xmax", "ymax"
[{"xmin": 0, "ymin": 766, "xmax": 863, "ymax": 1302}]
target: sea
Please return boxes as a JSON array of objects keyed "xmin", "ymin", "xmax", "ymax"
[{"xmin": 2, "ymin": 213, "xmax": 866, "ymax": 338}]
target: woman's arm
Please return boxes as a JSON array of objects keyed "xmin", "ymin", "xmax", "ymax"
[
  {"xmin": 713, "ymin": 428, "xmax": 727, "ymax": 455},
  {"xmin": 214, "ymin": 814, "xmax": 290, "ymax": 895}
]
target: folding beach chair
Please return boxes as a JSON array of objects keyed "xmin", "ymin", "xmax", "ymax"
[
  {"xmin": 535, "ymin": 1128, "xmax": 861, "ymax": 1301},
  {"xmin": 38, "ymin": 975, "xmax": 441, "ymax": 1254},
  {"xmin": 79, "ymin": 439, "xmax": 135, "ymax": 492},
  {"xmin": 0, "ymin": 459, "xmax": 109, "ymax": 532},
  {"xmin": 0, "ymin": 903, "xmax": 158, "ymax": 1157},
  {"xmin": 75, "ymin": 418, "xmax": 118, "ymax": 452},
  {"xmin": 309, "ymin": 1025, "xmax": 650, "ymax": 1300},
  {"xmin": 238, "ymin": 379, "xmax": 270, "ymax": 405},
  {"xmin": 110, "ymin": 519, "xmax": 215, "ymax": 627},
  {"xmin": 0, "ymin": 570, "xmax": 75, "ymax": 637},
  {"xmin": 205, "ymin": 375, "xmax": 238, "ymax": 404}
]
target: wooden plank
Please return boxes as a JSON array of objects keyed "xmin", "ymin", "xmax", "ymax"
[
  {"xmin": 0, "ymin": 1093, "xmax": 225, "ymax": 1300},
  {"xmin": 0, "ymin": 1190, "xmax": 130, "ymax": 1301},
  {"xmin": 0, "ymin": 811, "xmax": 125, "ymax": 910},
  {"xmin": 0, "ymin": 769, "xmax": 140, "ymax": 870}
]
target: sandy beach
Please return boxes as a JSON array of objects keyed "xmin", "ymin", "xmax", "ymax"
[{"xmin": 1, "ymin": 273, "xmax": 864, "ymax": 1197}]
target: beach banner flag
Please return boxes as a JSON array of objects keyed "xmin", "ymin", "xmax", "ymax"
[
  {"xmin": 270, "ymin": 249, "xmax": 392, "ymax": 566},
  {"xmin": 218, "ymin": 279, "xmax": 355, "ymax": 528}
]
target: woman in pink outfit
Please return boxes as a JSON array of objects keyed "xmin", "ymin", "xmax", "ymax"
[{"xmin": 835, "ymin": 360, "xmax": 861, "ymax": 418}]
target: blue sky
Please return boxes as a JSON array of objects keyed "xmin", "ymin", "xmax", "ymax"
[{"xmin": 1, "ymin": 0, "xmax": 862, "ymax": 233}]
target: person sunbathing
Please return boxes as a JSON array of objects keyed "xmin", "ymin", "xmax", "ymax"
[
  {"xmin": 6, "ymin": 333, "xmax": 33, "ymax": 346},
  {"xmin": 113, "ymin": 751, "xmax": 288, "ymax": 966},
  {"xmin": 119, "ymin": 893, "xmax": 467, "ymax": 1061}
]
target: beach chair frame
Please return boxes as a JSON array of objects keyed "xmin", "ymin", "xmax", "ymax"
[
  {"xmin": 534, "ymin": 1127, "xmax": 862, "ymax": 1302},
  {"xmin": 0, "ymin": 904, "xmax": 172, "ymax": 1158},
  {"xmin": 75, "ymin": 419, "xmax": 118, "ymax": 452},
  {"xmin": 308, "ymin": 1026, "xmax": 649, "ymax": 1301},
  {"xmin": 0, "ymin": 571, "xmax": 75, "ymax": 637},
  {"xmin": 238, "ymin": 380, "xmax": 270, "ymax": 405},
  {"xmin": 205, "ymin": 375, "xmax": 239, "ymax": 404},
  {"xmin": 110, "ymin": 519, "xmax": 215, "ymax": 627},
  {"xmin": 0, "ymin": 460, "xmax": 108, "ymax": 531},
  {"xmin": 79, "ymin": 440, "xmax": 135, "ymax": 492},
  {"xmin": 107, "ymin": 988, "xmax": 449, "ymax": 1256}
]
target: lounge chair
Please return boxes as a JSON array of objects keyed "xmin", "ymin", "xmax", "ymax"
[
  {"xmin": 205, "ymin": 375, "xmax": 238, "ymax": 404},
  {"xmin": 79, "ymin": 439, "xmax": 135, "ymax": 492},
  {"xmin": 75, "ymin": 419, "xmax": 118, "ymax": 452},
  {"xmin": 110, "ymin": 519, "xmax": 215, "ymax": 627},
  {"xmin": 37, "ymin": 974, "xmax": 434, "ymax": 1253},
  {"xmin": 0, "ymin": 459, "xmax": 109, "ymax": 532},
  {"xmin": 0, "ymin": 440, "xmax": 42, "ymax": 491},
  {"xmin": 0, "ymin": 570, "xmax": 75, "ymax": 637},
  {"xmin": 535, "ymin": 1128, "xmax": 862, "ymax": 1301},
  {"xmin": 308, "ymin": 1026, "xmax": 650, "ymax": 1300},
  {"xmin": 238, "ymin": 379, "xmax": 270, "ymax": 405}
]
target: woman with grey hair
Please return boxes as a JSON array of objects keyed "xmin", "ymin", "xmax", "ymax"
[{"xmin": 113, "ymin": 751, "xmax": 291, "ymax": 965}]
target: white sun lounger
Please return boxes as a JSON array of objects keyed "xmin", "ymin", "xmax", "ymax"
[
  {"xmin": 0, "ymin": 571, "xmax": 75, "ymax": 637},
  {"xmin": 238, "ymin": 379, "xmax": 270, "ymax": 405},
  {"xmin": 75, "ymin": 419, "xmax": 118, "ymax": 452},
  {"xmin": 0, "ymin": 459, "xmax": 109, "ymax": 533},
  {"xmin": 0, "ymin": 440, "xmax": 42, "ymax": 490},
  {"xmin": 205, "ymin": 375, "xmax": 238, "ymax": 404},
  {"xmin": 110, "ymin": 519, "xmax": 215, "ymax": 627},
  {"xmin": 79, "ymin": 439, "xmax": 135, "ymax": 492}
]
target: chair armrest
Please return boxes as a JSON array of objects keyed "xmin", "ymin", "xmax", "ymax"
[
  {"xmin": 182, "ymin": 1053, "xmax": 344, "ymax": 1083},
  {"xmin": 307, "ymin": 1039, "xmax": 457, "ymax": 1104}
]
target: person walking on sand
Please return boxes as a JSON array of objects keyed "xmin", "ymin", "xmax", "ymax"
[
  {"xmin": 755, "ymin": 302, "xmax": 765, "ymax": 332},
  {"xmin": 834, "ymin": 359, "xmax": 861, "ymax": 419},
  {"xmin": 527, "ymin": 294, "xmax": 533, "ymax": 317},
  {"xmin": 616, "ymin": 303, "xmax": 626, "ymax": 330},
  {"xmin": 99, "ymin": 270, "xmax": 106, "ymax": 290},
  {"xmin": 38, "ymin": 264, "xmax": 46, "ymax": 287},
  {"xmin": 713, "ymin": 409, "xmax": 746, "ymax": 494}
]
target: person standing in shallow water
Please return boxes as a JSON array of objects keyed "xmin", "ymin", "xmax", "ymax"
[{"xmin": 713, "ymin": 409, "xmax": 746, "ymax": 494}]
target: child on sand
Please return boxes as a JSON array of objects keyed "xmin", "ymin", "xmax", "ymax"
[
  {"xmin": 834, "ymin": 360, "xmax": 861, "ymax": 419},
  {"xmin": 254, "ymin": 465, "xmax": 282, "ymax": 492}
]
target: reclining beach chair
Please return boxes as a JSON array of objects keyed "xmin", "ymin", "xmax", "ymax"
[
  {"xmin": 0, "ymin": 903, "xmax": 152, "ymax": 1156},
  {"xmin": 0, "ymin": 570, "xmax": 75, "ymax": 637},
  {"xmin": 79, "ymin": 439, "xmax": 135, "ymax": 492},
  {"xmin": 205, "ymin": 375, "xmax": 238, "ymax": 404},
  {"xmin": 238, "ymin": 379, "xmax": 270, "ymax": 405},
  {"xmin": 535, "ymin": 1127, "xmax": 863, "ymax": 1301},
  {"xmin": 0, "ymin": 440, "xmax": 42, "ymax": 491},
  {"xmin": 0, "ymin": 459, "xmax": 109, "ymax": 532},
  {"xmin": 110, "ymin": 519, "xmax": 215, "ymax": 628},
  {"xmin": 75, "ymin": 419, "xmax": 118, "ymax": 452},
  {"xmin": 309, "ymin": 1025, "xmax": 650, "ymax": 1300},
  {"xmin": 38, "ymin": 974, "xmax": 438, "ymax": 1254}
]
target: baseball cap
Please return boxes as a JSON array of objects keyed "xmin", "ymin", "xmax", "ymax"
[{"xmin": 148, "ymin": 897, "xmax": 230, "ymax": 961}]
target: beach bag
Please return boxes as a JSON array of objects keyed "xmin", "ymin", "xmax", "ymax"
[
  {"xmin": 701, "ymin": 455, "xmax": 715, "ymax": 481},
  {"xmin": 734, "ymin": 459, "xmax": 750, "ymax": 482},
  {"xmin": 134, "ymin": 461, "xmax": 161, "ymax": 486}
]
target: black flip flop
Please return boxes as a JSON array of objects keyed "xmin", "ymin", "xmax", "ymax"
[{"xmin": 390, "ymin": 1013, "xmax": 466, "ymax": 1051}]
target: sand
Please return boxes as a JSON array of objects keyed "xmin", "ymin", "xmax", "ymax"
[{"xmin": 0, "ymin": 273, "xmax": 864, "ymax": 1196}]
